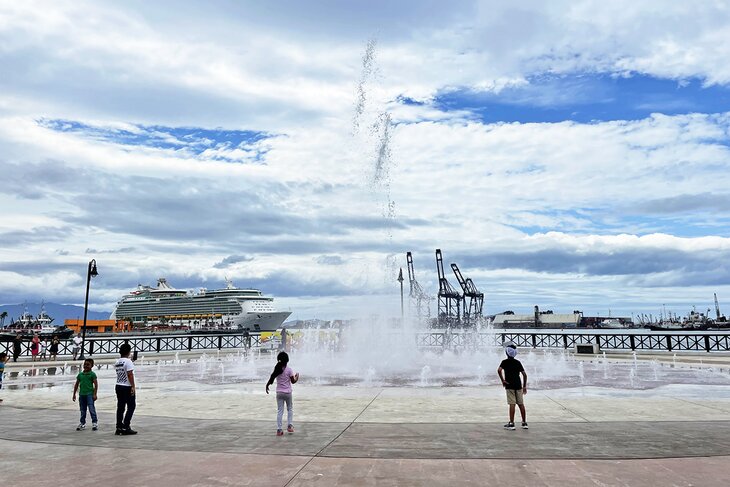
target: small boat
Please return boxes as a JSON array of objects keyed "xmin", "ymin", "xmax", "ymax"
[{"xmin": 596, "ymin": 318, "xmax": 628, "ymax": 329}]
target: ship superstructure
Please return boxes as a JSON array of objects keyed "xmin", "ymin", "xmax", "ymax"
[{"xmin": 110, "ymin": 278, "xmax": 291, "ymax": 331}]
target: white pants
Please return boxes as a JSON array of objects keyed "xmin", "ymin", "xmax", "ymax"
[{"xmin": 276, "ymin": 392, "xmax": 293, "ymax": 429}]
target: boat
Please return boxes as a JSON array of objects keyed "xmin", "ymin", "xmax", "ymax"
[
  {"xmin": 646, "ymin": 307, "xmax": 713, "ymax": 331},
  {"xmin": 646, "ymin": 321, "xmax": 688, "ymax": 331},
  {"xmin": 596, "ymin": 318, "xmax": 629, "ymax": 329},
  {"xmin": 0, "ymin": 304, "xmax": 74, "ymax": 341},
  {"xmin": 110, "ymin": 277, "xmax": 291, "ymax": 332}
]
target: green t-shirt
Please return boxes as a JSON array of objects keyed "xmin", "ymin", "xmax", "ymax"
[{"xmin": 76, "ymin": 370, "xmax": 97, "ymax": 396}]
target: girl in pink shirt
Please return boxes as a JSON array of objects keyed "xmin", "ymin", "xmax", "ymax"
[{"xmin": 265, "ymin": 352, "xmax": 299, "ymax": 436}]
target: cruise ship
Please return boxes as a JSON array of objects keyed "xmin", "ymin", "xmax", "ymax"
[{"xmin": 110, "ymin": 278, "xmax": 291, "ymax": 332}]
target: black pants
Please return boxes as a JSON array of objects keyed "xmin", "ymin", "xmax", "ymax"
[{"xmin": 115, "ymin": 385, "xmax": 136, "ymax": 429}]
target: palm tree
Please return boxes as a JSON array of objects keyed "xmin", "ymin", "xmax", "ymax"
[{"xmin": 0, "ymin": 311, "xmax": 7, "ymax": 327}]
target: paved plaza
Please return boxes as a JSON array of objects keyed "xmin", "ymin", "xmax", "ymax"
[{"xmin": 2, "ymin": 353, "xmax": 730, "ymax": 486}]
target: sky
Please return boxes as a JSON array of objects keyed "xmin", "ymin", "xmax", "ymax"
[{"xmin": 2, "ymin": 0, "xmax": 730, "ymax": 321}]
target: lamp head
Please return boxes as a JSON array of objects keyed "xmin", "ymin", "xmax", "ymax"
[{"xmin": 89, "ymin": 260, "xmax": 98, "ymax": 278}]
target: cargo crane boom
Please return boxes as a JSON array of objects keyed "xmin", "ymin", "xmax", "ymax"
[
  {"xmin": 406, "ymin": 252, "xmax": 430, "ymax": 322},
  {"xmin": 436, "ymin": 249, "xmax": 461, "ymax": 326},
  {"xmin": 715, "ymin": 293, "xmax": 722, "ymax": 320},
  {"xmin": 406, "ymin": 252, "xmax": 424, "ymax": 298},
  {"xmin": 451, "ymin": 263, "xmax": 484, "ymax": 324}
]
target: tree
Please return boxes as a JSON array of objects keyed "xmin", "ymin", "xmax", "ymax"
[{"xmin": 0, "ymin": 311, "xmax": 7, "ymax": 327}]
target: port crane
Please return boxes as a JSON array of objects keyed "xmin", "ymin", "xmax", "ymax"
[
  {"xmin": 715, "ymin": 293, "xmax": 727, "ymax": 322},
  {"xmin": 406, "ymin": 252, "xmax": 431, "ymax": 322},
  {"xmin": 435, "ymin": 249, "xmax": 462, "ymax": 326},
  {"xmin": 450, "ymin": 262, "xmax": 484, "ymax": 325}
]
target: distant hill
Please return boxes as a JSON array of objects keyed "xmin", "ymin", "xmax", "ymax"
[{"xmin": 0, "ymin": 303, "xmax": 111, "ymax": 327}]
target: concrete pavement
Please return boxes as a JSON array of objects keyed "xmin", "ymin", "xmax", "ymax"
[{"xmin": 1, "ymin": 355, "xmax": 730, "ymax": 486}]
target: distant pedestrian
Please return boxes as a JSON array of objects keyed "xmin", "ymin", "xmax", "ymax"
[
  {"xmin": 279, "ymin": 327, "xmax": 288, "ymax": 352},
  {"xmin": 114, "ymin": 343, "xmax": 137, "ymax": 435},
  {"xmin": 497, "ymin": 344, "xmax": 528, "ymax": 430},
  {"xmin": 49, "ymin": 336, "xmax": 60, "ymax": 361},
  {"xmin": 39, "ymin": 339, "xmax": 47, "ymax": 360},
  {"xmin": 12, "ymin": 334, "xmax": 22, "ymax": 362},
  {"xmin": 243, "ymin": 328, "xmax": 251, "ymax": 351},
  {"xmin": 0, "ymin": 351, "xmax": 8, "ymax": 403},
  {"xmin": 265, "ymin": 351, "xmax": 299, "ymax": 436},
  {"xmin": 72, "ymin": 334, "xmax": 82, "ymax": 360},
  {"xmin": 30, "ymin": 334, "xmax": 40, "ymax": 362},
  {"xmin": 73, "ymin": 358, "xmax": 98, "ymax": 431}
]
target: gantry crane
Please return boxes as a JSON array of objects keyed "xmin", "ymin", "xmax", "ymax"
[
  {"xmin": 406, "ymin": 252, "xmax": 431, "ymax": 322},
  {"xmin": 451, "ymin": 263, "xmax": 484, "ymax": 325},
  {"xmin": 435, "ymin": 249, "xmax": 461, "ymax": 326}
]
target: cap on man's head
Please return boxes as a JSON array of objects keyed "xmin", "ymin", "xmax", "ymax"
[{"xmin": 505, "ymin": 346, "xmax": 517, "ymax": 358}]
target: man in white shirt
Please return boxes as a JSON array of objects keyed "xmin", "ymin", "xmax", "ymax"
[
  {"xmin": 72, "ymin": 334, "xmax": 83, "ymax": 360},
  {"xmin": 114, "ymin": 343, "xmax": 137, "ymax": 435}
]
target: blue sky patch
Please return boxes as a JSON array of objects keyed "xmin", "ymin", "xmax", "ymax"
[
  {"xmin": 429, "ymin": 74, "xmax": 730, "ymax": 123},
  {"xmin": 38, "ymin": 119, "xmax": 272, "ymax": 161},
  {"xmin": 509, "ymin": 208, "xmax": 730, "ymax": 238}
]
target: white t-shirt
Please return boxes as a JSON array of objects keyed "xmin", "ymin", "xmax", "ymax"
[
  {"xmin": 72, "ymin": 336, "xmax": 82, "ymax": 348},
  {"xmin": 115, "ymin": 357, "xmax": 135, "ymax": 386}
]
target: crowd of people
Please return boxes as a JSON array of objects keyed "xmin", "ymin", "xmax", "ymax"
[{"xmin": 7, "ymin": 333, "xmax": 72, "ymax": 362}]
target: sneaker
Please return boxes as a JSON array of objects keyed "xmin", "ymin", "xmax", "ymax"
[
  {"xmin": 115, "ymin": 428, "xmax": 123, "ymax": 436},
  {"xmin": 276, "ymin": 429, "xmax": 284, "ymax": 436},
  {"xmin": 521, "ymin": 422, "xmax": 529, "ymax": 429},
  {"xmin": 121, "ymin": 428, "xmax": 138, "ymax": 435},
  {"xmin": 76, "ymin": 424, "xmax": 85, "ymax": 431},
  {"xmin": 92, "ymin": 423, "xmax": 98, "ymax": 431},
  {"xmin": 503, "ymin": 422, "xmax": 515, "ymax": 430},
  {"xmin": 287, "ymin": 425, "xmax": 294, "ymax": 433}
]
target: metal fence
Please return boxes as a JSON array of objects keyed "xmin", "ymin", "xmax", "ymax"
[
  {"xmin": 417, "ymin": 329, "xmax": 730, "ymax": 353},
  {"xmin": 0, "ymin": 333, "xmax": 262, "ymax": 359},
  {"xmin": 2, "ymin": 329, "xmax": 729, "ymax": 359}
]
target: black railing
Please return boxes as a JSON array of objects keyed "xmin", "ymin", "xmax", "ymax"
[
  {"xmin": 2, "ymin": 329, "xmax": 729, "ymax": 359},
  {"xmin": 0, "ymin": 333, "xmax": 263, "ymax": 359},
  {"xmin": 417, "ymin": 329, "xmax": 730, "ymax": 353}
]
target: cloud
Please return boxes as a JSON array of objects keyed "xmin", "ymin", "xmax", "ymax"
[
  {"xmin": 2, "ymin": 2, "xmax": 730, "ymax": 319},
  {"xmin": 316, "ymin": 255, "xmax": 345, "ymax": 265},
  {"xmin": 85, "ymin": 247, "xmax": 136, "ymax": 254},
  {"xmin": 453, "ymin": 232, "xmax": 730, "ymax": 283},
  {"xmin": 213, "ymin": 254, "xmax": 254, "ymax": 269},
  {"xmin": 635, "ymin": 193, "xmax": 730, "ymax": 214}
]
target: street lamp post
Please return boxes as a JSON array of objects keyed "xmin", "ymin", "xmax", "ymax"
[{"xmin": 79, "ymin": 259, "xmax": 98, "ymax": 360}]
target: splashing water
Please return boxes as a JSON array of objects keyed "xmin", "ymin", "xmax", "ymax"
[
  {"xmin": 420, "ymin": 365, "xmax": 431, "ymax": 387},
  {"xmin": 6, "ymin": 321, "xmax": 730, "ymax": 392},
  {"xmin": 352, "ymin": 38, "xmax": 377, "ymax": 132}
]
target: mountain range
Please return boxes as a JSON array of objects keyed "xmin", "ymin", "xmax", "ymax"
[{"xmin": 0, "ymin": 303, "xmax": 111, "ymax": 326}]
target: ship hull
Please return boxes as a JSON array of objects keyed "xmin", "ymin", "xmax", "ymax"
[{"xmin": 233, "ymin": 311, "xmax": 292, "ymax": 332}]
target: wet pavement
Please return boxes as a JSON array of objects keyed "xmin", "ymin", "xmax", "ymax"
[{"xmin": 1, "ymin": 351, "xmax": 730, "ymax": 486}]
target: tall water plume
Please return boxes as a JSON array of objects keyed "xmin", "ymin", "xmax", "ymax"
[{"xmin": 351, "ymin": 38, "xmax": 399, "ymax": 285}]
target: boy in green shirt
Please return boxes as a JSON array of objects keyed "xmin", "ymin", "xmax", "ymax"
[{"xmin": 73, "ymin": 358, "xmax": 98, "ymax": 431}]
